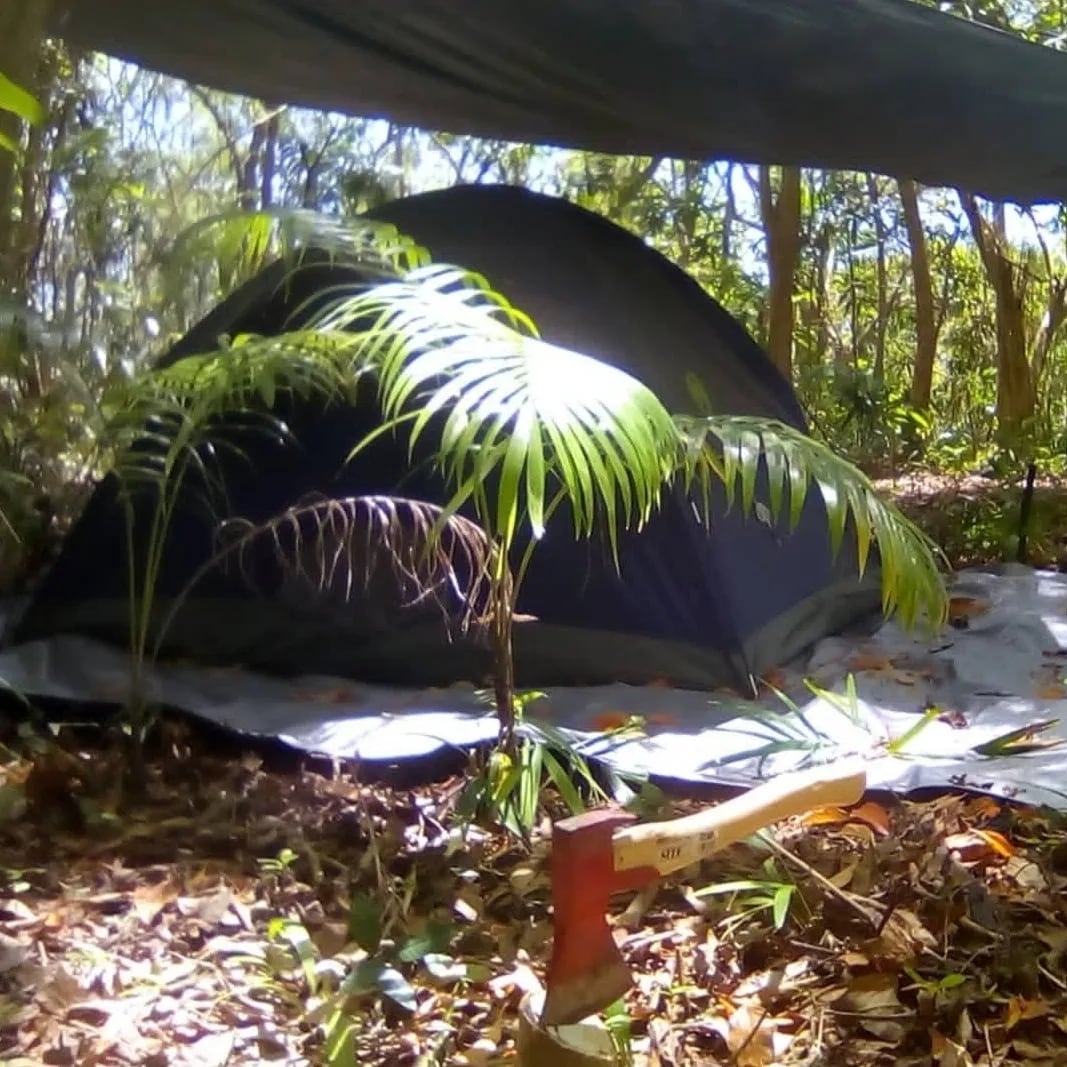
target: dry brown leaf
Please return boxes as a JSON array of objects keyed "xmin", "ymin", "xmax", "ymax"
[
  {"xmin": 841, "ymin": 973, "xmax": 907, "ymax": 1042},
  {"xmin": 722, "ymin": 1004, "xmax": 792, "ymax": 1067},
  {"xmin": 1036, "ymin": 684, "xmax": 1067, "ymax": 700},
  {"xmin": 890, "ymin": 669, "xmax": 921, "ymax": 686},
  {"xmin": 0, "ymin": 931, "xmax": 30, "ymax": 973},
  {"xmin": 850, "ymin": 801, "xmax": 893, "ymax": 836},
  {"xmin": 35, "ymin": 964, "xmax": 93, "ymax": 1014},
  {"xmin": 864, "ymin": 908, "xmax": 938, "ymax": 963},
  {"xmin": 488, "ymin": 961, "xmax": 542, "ymax": 1003},
  {"xmin": 828, "ymin": 859, "xmax": 859, "ymax": 889},
  {"xmin": 172, "ymin": 1031, "xmax": 237, "ymax": 1067},
  {"xmin": 1005, "ymin": 995, "xmax": 1053, "ymax": 1032},
  {"xmin": 799, "ymin": 805, "xmax": 851, "ymax": 827},
  {"xmin": 931, "ymin": 1028, "xmax": 975, "ymax": 1067},
  {"xmin": 508, "ymin": 863, "xmax": 545, "ymax": 897},
  {"xmin": 799, "ymin": 800, "xmax": 891, "ymax": 838},
  {"xmin": 131, "ymin": 879, "xmax": 178, "ymax": 924},
  {"xmin": 1004, "ymin": 854, "xmax": 1049, "ymax": 894},
  {"xmin": 846, "ymin": 652, "xmax": 894, "ymax": 673},
  {"xmin": 943, "ymin": 829, "xmax": 1014, "ymax": 863},
  {"xmin": 974, "ymin": 828, "xmax": 1016, "ymax": 858},
  {"xmin": 964, "ymin": 796, "xmax": 1002, "ymax": 823},
  {"xmin": 291, "ymin": 686, "xmax": 359, "ymax": 704},
  {"xmin": 948, "ymin": 597, "xmax": 990, "ymax": 620},
  {"xmin": 590, "ymin": 711, "xmax": 633, "ymax": 732}
]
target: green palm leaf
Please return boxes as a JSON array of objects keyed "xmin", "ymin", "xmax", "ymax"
[
  {"xmin": 166, "ymin": 205, "xmax": 431, "ymax": 304},
  {"xmin": 678, "ymin": 414, "xmax": 948, "ymax": 629},
  {"xmin": 304, "ymin": 265, "xmax": 680, "ymax": 554}
]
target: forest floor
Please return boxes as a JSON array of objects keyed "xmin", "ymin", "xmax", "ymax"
[
  {"xmin": 4, "ymin": 472, "xmax": 1067, "ymax": 1066},
  {"xmin": 875, "ymin": 471, "xmax": 1067, "ymax": 572},
  {"xmin": 4, "ymin": 726, "xmax": 1067, "ymax": 1067}
]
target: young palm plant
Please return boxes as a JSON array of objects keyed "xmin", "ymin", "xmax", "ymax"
[{"xmin": 109, "ymin": 208, "xmax": 948, "ymax": 777}]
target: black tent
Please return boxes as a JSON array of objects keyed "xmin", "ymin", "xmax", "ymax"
[
  {"xmin": 47, "ymin": 0, "xmax": 1067, "ymax": 204},
  {"xmin": 10, "ymin": 185, "xmax": 880, "ymax": 691}
]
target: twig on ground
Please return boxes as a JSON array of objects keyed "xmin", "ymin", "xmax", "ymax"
[{"xmin": 756, "ymin": 829, "xmax": 884, "ymax": 929}]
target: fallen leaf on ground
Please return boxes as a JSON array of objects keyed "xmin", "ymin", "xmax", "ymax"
[
  {"xmin": 944, "ymin": 829, "xmax": 1015, "ymax": 862},
  {"xmin": 846, "ymin": 652, "xmax": 894, "ymax": 673},
  {"xmin": 841, "ymin": 972, "xmax": 907, "ymax": 1042},
  {"xmin": 864, "ymin": 908, "xmax": 938, "ymax": 963}
]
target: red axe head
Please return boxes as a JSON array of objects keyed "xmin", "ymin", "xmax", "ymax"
[{"xmin": 541, "ymin": 807, "xmax": 661, "ymax": 1027}]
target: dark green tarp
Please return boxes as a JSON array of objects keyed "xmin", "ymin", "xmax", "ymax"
[{"xmin": 49, "ymin": 0, "xmax": 1067, "ymax": 204}]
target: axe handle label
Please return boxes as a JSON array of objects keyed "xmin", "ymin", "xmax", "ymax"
[{"xmin": 614, "ymin": 829, "xmax": 720, "ymax": 875}]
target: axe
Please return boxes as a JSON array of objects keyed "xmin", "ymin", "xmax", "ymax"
[{"xmin": 540, "ymin": 760, "xmax": 866, "ymax": 1027}]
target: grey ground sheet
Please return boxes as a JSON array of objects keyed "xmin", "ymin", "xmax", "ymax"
[{"xmin": 4, "ymin": 566, "xmax": 1067, "ymax": 808}]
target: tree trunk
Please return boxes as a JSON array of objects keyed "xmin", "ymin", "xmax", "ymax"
[
  {"xmin": 260, "ymin": 108, "xmax": 281, "ymax": 208},
  {"xmin": 0, "ymin": 0, "xmax": 53, "ymax": 298},
  {"xmin": 956, "ymin": 190, "xmax": 1035, "ymax": 438},
  {"xmin": 846, "ymin": 216, "xmax": 859, "ymax": 368},
  {"xmin": 898, "ymin": 178, "xmax": 937, "ymax": 411},
  {"xmin": 865, "ymin": 174, "xmax": 889, "ymax": 383},
  {"xmin": 758, "ymin": 165, "xmax": 802, "ymax": 380},
  {"xmin": 721, "ymin": 162, "xmax": 735, "ymax": 261}
]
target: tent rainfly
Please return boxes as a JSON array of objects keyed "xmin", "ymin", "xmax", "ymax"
[
  {"xmin": 9, "ymin": 185, "xmax": 881, "ymax": 692},
  {"xmin": 47, "ymin": 0, "xmax": 1067, "ymax": 204}
]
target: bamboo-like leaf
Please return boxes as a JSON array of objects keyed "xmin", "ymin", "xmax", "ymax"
[{"xmin": 0, "ymin": 74, "xmax": 44, "ymax": 126}]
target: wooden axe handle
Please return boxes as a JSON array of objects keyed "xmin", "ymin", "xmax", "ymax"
[{"xmin": 612, "ymin": 760, "xmax": 866, "ymax": 876}]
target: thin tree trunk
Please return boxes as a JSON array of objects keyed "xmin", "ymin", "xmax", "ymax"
[
  {"xmin": 898, "ymin": 178, "xmax": 937, "ymax": 411},
  {"xmin": 758, "ymin": 165, "xmax": 802, "ymax": 379},
  {"xmin": 259, "ymin": 109, "xmax": 280, "ymax": 208},
  {"xmin": 956, "ymin": 190, "xmax": 1035, "ymax": 437},
  {"xmin": 721, "ymin": 163, "xmax": 735, "ymax": 261},
  {"xmin": 1023, "ymin": 206, "xmax": 1067, "ymax": 388},
  {"xmin": 846, "ymin": 217, "xmax": 859, "ymax": 368},
  {"xmin": 0, "ymin": 0, "xmax": 53, "ymax": 299},
  {"xmin": 865, "ymin": 174, "xmax": 889, "ymax": 384},
  {"xmin": 816, "ymin": 227, "xmax": 835, "ymax": 366}
]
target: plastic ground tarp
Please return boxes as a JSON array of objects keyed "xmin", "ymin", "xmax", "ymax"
[{"xmin": 4, "ymin": 566, "xmax": 1067, "ymax": 808}]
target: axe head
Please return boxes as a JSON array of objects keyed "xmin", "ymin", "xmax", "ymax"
[{"xmin": 541, "ymin": 806, "xmax": 650, "ymax": 1027}]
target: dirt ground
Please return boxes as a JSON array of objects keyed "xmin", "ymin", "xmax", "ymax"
[
  {"xmin": 876, "ymin": 471, "xmax": 1067, "ymax": 572},
  {"xmin": 4, "ymin": 724, "xmax": 1067, "ymax": 1066}
]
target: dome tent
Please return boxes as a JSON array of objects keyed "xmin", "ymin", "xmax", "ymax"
[{"xmin": 8, "ymin": 185, "xmax": 881, "ymax": 691}]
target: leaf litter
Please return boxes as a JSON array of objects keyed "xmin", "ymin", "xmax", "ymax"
[{"xmin": 4, "ymin": 716, "xmax": 1067, "ymax": 1065}]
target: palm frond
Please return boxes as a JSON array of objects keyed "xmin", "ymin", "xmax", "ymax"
[
  {"xmin": 678, "ymin": 414, "xmax": 949, "ymax": 629},
  {"xmin": 166, "ymin": 206, "xmax": 431, "ymax": 296},
  {"xmin": 306, "ymin": 265, "xmax": 680, "ymax": 551},
  {"xmin": 107, "ymin": 331, "xmax": 367, "ymax": 503},
  {"xmin": 154, "ymin": 494, "xmax": 494, "ymax": 654},
  {"xmin": 126, "ymin": 212, "xmax": 948, "ymax": 668}
]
